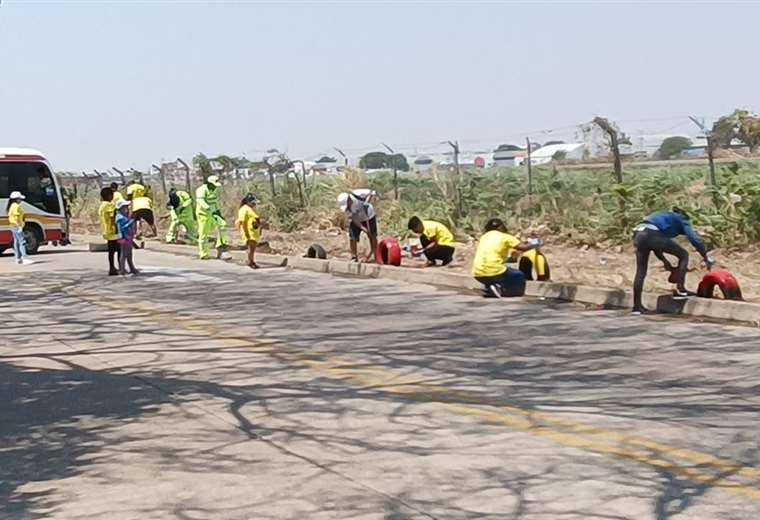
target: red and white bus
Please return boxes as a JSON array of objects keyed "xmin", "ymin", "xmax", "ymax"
[{"xmin": 0, "ymin": 148, "xmax": 69, "ymax": 255}]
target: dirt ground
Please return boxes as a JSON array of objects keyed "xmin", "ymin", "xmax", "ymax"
[
  {"xmin": 76, "ymin": 218, "xmax": 760, "ymax": 302},
  {"xmin": 257, "ymin": 228, "xmax": 760, "ymax": 303}
]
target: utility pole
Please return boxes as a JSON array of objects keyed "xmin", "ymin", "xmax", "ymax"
[
  {"xmin": 381, "ymin": 143, "xmax": 399, "ymax": 200},
  {"xmin": 152, "ymin": 164, "xmax": 167, "ymax": 196},
  {"xmin": 443, "ymin": 140, "xmax": 463, "ymax": 218},
  {"xmin": 525, "ymin": 137, "xmax": 533, "ymax": 196},
  {"xmin": 688, "ymin": 116, "xmax": 717, "ymax": 189},
  {"xmin": 334, "ymin": 147, "xmax": 348, "ymax": 167}
]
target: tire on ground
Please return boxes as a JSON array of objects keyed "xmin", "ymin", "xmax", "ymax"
[
  {"xmin": 306, "ymin": 244, "xmax": 327, "ymax": 259},
  {"xmin": 23, "ymin": 224, "xmax": 44, "ymax": 255},
  {"xmin": 376, "ymin": 238, "xmax": 401, "ymax": 266},
  {"xmin": 696, "ymin": 270, "xmax": 743, "ymax": 301}
]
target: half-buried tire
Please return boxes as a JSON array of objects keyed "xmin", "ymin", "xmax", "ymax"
[
  {"xmin": 376, "ymin": 238, "xmax": 401, "ymax": 266},
  {"xmin": 306, "ymin": 244, "xmax": 327, "ymax": 259},
  {"xmin": 697, "ymin": 270, "xmax": 743, "ymax": 301}
]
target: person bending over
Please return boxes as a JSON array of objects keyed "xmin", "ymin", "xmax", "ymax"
[{"xmin": 631, "ymin": 207, "xmax": 714, "ymax": 314}]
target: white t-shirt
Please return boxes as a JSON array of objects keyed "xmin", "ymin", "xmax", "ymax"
[{"xmin": 346, "ymin": 189, "xmax": 376, "ymax": 223}]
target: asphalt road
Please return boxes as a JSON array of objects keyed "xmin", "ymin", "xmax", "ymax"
[{"xmin": 2, "ymin": 245, "xmax": 760, "ymax": 520}]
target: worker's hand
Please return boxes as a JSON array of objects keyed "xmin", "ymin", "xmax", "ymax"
[
  {"xmin": 213, "ymin": 210, "xmax": 222, "ymax": 219},
  {"xmin": 704, "ymin": 256, "xmax": 716, "ymax": 270}
]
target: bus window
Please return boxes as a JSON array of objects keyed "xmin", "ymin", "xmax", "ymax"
[{"xmin": 0, "ymin": 162, "xmax": 61, "ymax": 214}]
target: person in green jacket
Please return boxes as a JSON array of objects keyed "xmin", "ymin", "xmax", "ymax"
[
  {"xmin": 195, "ymin": 175, "xmax": 229, "ymax": 260},
  {"xmin": 165, "ymin": 187, "xmax": 197, "ymax": 243}
]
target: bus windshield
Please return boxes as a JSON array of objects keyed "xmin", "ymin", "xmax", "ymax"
[{"xmin": 0, "ymin": 162, "xmax": 61, "ymax": 214}]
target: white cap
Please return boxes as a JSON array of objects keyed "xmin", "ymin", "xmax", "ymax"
[
  {"xmin": 207, "ymin": 175, "xmax": 221, "ymax": 187},
  {"xmin": 116, "ymin": 199, "xmax": 131, "ymax": 210},
  {"xmin": 9, "ymin": 191, "xmax": 25, "ymax": 200},
  {"xmin": 337, "ymin": 192, "xmax": 349, "ymax": 212}
]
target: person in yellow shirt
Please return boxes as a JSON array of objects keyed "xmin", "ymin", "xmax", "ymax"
[
  {"xmin": 471, "ymin": 218, "xmax": 539, "ymax": 298},
  {"xmin": 98, "ymin": 187, "xmax": 120, "ymax": 275},
  {"xmin": 407, "ymin": 216, "xmax": 456, "ymax": 266},
  {"xmin": 235, "ymin": 193, "xmax": 262, "ymax": 269},
  {"xmin": 7, "ymin": 191, "xmax": 34, "ymax": 265},
  {"xmin": 126, "ymin": 181, "xmax": 157, "ymax": 238},
  {"xmin": 110, "ymin": 182, "xmax": 124, "ymax": 203}
]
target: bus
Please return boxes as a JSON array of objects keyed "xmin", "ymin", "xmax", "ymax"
[{"xmin": 0, "ymin": 148, "xmax": 69, "ymax": 255}]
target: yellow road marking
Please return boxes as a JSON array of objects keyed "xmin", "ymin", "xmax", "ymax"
[{"xmin": 61, "ymin": 287, "xmax": 760, "ymax": 500}]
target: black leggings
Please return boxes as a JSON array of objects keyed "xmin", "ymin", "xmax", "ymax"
[
  {"xmin": 420, "ymin": 235, "xmax": 455, "ymax": 265},
  {"xmin": 633, "ymin": 229, "xmax": 688, "ymax": 309},
  {"xmin": 107, "ymin": 240, "xmax": 121, "ymax": 272}
]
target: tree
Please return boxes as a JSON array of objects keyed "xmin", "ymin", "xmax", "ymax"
[
  {"xmin": 544, "ymin": 140, "xmax": 566, "ymax": 146},
  {"xmin": 358, "ymin": 152, "xmax": 409, "ymax": 171},
  {"xmin": 552, "ymin": 150, "xmax": 568, "ymax": 161},
  {"xmin": 656, "ymin": 136, "xmax": 692, "ymax": 159},
  {"xmin": 316, "ymin": 156, "xmax": 337, "ymax": 164},
  {"xmin": 192, "ymin": 153, "xmax": 212, "ymax": 180},
  {"xmin": 712, "ymin": 109, "xmax": 760, "ymax": 153},
  {"xmin": 589, "ymin": 117, "xmax": 631, "ymax": 183}
]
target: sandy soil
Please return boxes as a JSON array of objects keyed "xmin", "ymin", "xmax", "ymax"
[{"xmin": 257, "ymin": 228, "xmax": 760, "ymax": 303}]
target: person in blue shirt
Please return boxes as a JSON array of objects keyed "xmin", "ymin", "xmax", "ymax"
[{"xmin": 631, "ymin": 207, "xmax": 714, "ymax": 313}]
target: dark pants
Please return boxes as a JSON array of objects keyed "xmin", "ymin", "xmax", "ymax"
[
  {"xmin": 107, "ymin": 240, "xmax": 120, "ymax": 273},
  {"xmin": 420, "ymin": 235, "xmax": 455, "ymax": 265},
  {"xmin": 118, "ymin": 240, "xmax": 137, "ymax": 274},
  {"xmin": 476, "ymin": 268, "xmax": 526, "ymax": 297},
  {"xmin": 633, "ymin": 229, "xmax": 688, "ymax": 309}
]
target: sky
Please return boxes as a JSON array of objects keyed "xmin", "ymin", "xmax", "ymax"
[{"xmin": 1, "ymin": 1, "xmax": 759, "ymax": 171}]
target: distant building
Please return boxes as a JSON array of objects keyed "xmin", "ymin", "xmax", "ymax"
[
  {"xmin": 413, "ymin": 155, "xmax": 434, "ymax": 172},
  {"xmin": 524, "ymin": 143, "xmax": 585, "ymax": 165}
]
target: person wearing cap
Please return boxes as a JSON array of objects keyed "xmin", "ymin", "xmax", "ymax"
[
  {"xmin": 165, "ymin": 187, "xmax": 196, "ymax": 244},
  {"xmin": 126, "ymin": 181, "xmax": 157, "ymax": 238},
  {"xmin": 235, "ymin": 192, "xmax": 262, "ymax": 269},
  {"xmin": 337, "ymin": 188, "xmax": 378, "ymax": 263},
  {"xmin": 195, "ymin": 175, "xmax": 229, "ymax": 260},
  {"xmin": 631, "ymin": 207, "xmax": 715, "ymax": 314},
  {"xmin": 472, "ymin": 218, "xmax": 539, "ymax": 298},
  {"xmin": 115, "ymin": 199, "xmax": 139, "ymax": 275},
  {"xmin": 98, "ymin": 187, "xmax": 120, "ymax": 275},
  {"xmin": 6, "ymin": 191, "xmax": 34, "ymax": 265},
  {"xmin": 407, "ymin": 216, "xmax": 456, "ymax": 266}
]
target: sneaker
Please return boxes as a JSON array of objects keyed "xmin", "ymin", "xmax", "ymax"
[
  {"xmin": 109, "ymin": 270, "xmax": 119, "ymax": 276},
  {"xmin": 673, "ymin": 290, "xmax": 689, "ymax": 300},
  {"xmin": 441, "ymin": 257, "xmax": 453, "ymax": 266},
  {"xmin": 350, "ymin": 256, "xmax": 359, "ymax": 263},
  {"xmin": 220, "ymin": 251, "xmax": 232, "ymax": 261},
  {"xmin": 489, "ymin": 285, "xmax": 503, "ymax": 299},
  {"xmin": 249, "ymin": 262, "xmax": 260, "ymax": 269},
  {"xmin": 631, "ymin": 307, "xmax": 650, "ymax": 315},
  {"xmin": 16, "ymin": 259, "xmax": 22, "ymax": 265},
  {"xmin": 426, "ymin": 260, "xmax": 437, "ymax": 267},
  {"xmin": 22, "ymin": 258, "xmax": 35, "ymax": 265}
]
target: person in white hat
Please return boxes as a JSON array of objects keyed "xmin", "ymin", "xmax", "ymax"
[
  {"xmin": 115, "ymin": 199, "xmax": 139, "ymax": 275},
  {"xmin": 7, "ymin": 191, "xmax": 34, "ymax": 265},
  {"xmin": 337, "ymin": 188, "xmax": 378, "ymax": 262}
]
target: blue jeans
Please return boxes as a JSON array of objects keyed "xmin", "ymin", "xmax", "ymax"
[
  {"xmin": 476, "ymin": 268, "xmax": 526, "ymax": 297},
  {"xmin": 11, "ymin": 227, "xmax": 27, "ymax": 261}
]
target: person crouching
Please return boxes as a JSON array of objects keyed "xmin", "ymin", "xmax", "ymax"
[
  {"xmin": 472, "ymin": 218, "xmax": 539, "ymax": 298},
  {"xmin": 407, "ymin": 216, "xmax": 455, "ymax": 266}
]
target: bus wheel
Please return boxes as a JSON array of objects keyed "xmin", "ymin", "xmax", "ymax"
[{"xmin": 23, "ymin": 225, "xmax": 43, "ymax": 255}]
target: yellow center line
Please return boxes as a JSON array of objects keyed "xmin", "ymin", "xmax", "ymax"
[{"xmin": 61, "ymin": 287, "xmax": 760, "ymax": 501}]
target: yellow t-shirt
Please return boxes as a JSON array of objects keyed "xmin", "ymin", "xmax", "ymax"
[
  {"xmin": 112, "ymin": 191, "xmax": 125, "ymax": 203},
  {"xmin": 8, "ymin": 203, "xmax": 24, "ymax": 228},
  {"xmin": 126, "ymin": 184, "xmax": 145, "ymax": 199},
  {"xmin": 236, "ymin": 205, "xmax": 260, "ymax": 242},
  {"xmin": 98, "ymin": 201, "xmax": 118, "ymax": 241},
  {"xmin": 132, "ymin": 196, "xmax": 153, "ymax": 211},
  {"xmin": 422, "ymin": 220, "xmax": 455, "ymax": 247},
  {"xmin": 472, "ymin": 230, "xmax": 520, "ymax": 277}
]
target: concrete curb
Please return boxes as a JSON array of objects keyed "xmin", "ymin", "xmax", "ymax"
[{"xmin": 80, "ymin": 236, "xmax": 760, "ymax": 325}]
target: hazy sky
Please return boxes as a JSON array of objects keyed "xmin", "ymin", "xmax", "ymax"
[{"xmin": 1, "ymin": 1, "xmax": 758, "ymax": 171}]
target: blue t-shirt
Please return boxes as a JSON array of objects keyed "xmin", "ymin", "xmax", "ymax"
[
  {"xmin": 115, "ymin": 212, "xmax": 135, "ymax": 240},
  {"xmin": 643, "ymin": 211, "xmax": 706, "ymax": 256}
]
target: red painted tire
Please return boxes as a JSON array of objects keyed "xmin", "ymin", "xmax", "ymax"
[
  {"xmin": 376, "ymin": 238, "xmax": 401, "ymax": 266},
  {"xmin": 697, "ymin": 270, "xmax": 743, "ymax": 301}
]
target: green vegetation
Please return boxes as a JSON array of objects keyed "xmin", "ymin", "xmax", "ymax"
[
  {"xmin": 74, "ymin": 161, "xmax": 760, "ymax": 251},
  {"xmin": 358, "ymin": 152, "xmax": 410, "ymax": 171},
  {"xmin": 656, "ymin": 136, "xmax": 692, "ymax": 159}
]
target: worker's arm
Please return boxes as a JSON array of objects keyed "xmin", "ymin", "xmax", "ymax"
[
  {"xmin": 353, "ymin": 188, "xmax": 377, "ymax": 204},
  {"xmin": 512, "ymin": 239, "xmax": 540, "ymax": 252},
  {"xmin": 681, "ymin": 220, "xmax": 708, "ymax": 260}
]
